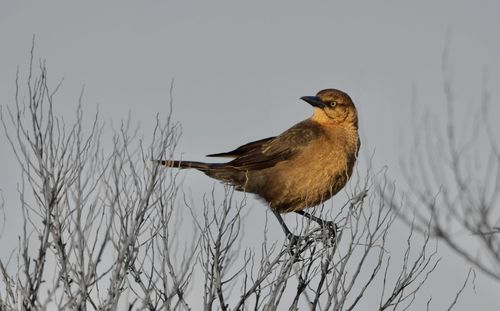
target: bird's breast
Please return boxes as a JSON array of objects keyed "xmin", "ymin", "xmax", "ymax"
[{"xmin": 257, "ymin": 127, "xmax": 358, "ymax": 213}]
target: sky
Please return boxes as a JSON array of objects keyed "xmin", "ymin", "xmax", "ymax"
[{"xmin": 1, "ymin": 0, "xmax": 500, "ymax": 309}]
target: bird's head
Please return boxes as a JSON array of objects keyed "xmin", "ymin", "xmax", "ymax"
[{"xmin": 301, "ymin": 89, "xmax": 358, "ymax": 128}]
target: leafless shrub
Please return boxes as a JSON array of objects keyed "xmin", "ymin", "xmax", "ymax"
[
  {"xmin": 179, "ymin": 167, "xmax": 442, "ymax": 310},
  {"xmin": 0, "ymin": 45, "xmax": 451, "ymax": 310},
  {"xmin": 383, "ymin": 45, "xmax": 500, "ymax": 283}
]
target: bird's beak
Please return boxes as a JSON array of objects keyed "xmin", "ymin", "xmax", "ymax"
[{"xmin": 301, "ymin": 96, "xmax": 326, "ymax": 109}]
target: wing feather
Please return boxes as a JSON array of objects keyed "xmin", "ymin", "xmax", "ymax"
[
  {"xmin": 226, "ymin": 120, "xmax": 323, "ymax": 170},
  {"xmin": 206, "ymin": 137, "xmax": 275, "ymax": 158}
]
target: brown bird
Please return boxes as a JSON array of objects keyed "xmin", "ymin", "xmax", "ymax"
[{"xmin": 157, "ymin": 88, "xmax": 360, "ymax": 241}]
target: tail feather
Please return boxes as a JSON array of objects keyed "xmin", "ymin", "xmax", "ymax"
[
  {"xmin": 156, "ymin": 159, "xmax": 247, "ymax": 189},
  {"xmin": 156, "ymin": 160, "xmax": 212, "ymax": 170}
]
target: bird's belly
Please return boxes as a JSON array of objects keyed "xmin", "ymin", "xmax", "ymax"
[{"xmin": 255, "ymin": 151, "xmax": 352, "ymax": 213}]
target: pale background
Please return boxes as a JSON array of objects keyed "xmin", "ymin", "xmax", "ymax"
[{"xmin": 1, "ymin": 0, "xmax": 500, "ymax": 309}]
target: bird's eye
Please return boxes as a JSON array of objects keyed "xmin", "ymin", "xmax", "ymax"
[{"xmin": 330, "ymin": 101, "xmax": 337, "ymax": 107}]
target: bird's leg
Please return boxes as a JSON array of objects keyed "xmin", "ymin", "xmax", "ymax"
[
  {"xmin": 272, "ymin": 210, "xmax": 296, "ymax": 239},
  {"xmin": 272, "ymin": 210, "xmax": 311, "ymax": 254},
  {"xmin": 295, "ymin": 210, "xmax": 338, "ymax": 240}
]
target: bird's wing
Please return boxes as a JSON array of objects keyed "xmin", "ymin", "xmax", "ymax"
[
  {"xmin": 226, "ymin": 120, "xmax": 323, "ymax": 170},
  {"xmin": 206, "ymin": 137, "xmax": 276, "ymax": 158}
]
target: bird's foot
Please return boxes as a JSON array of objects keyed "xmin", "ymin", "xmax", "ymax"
[
  {"xmin": 286, "ymin": 233, "xmax": 313, "ymax": 258},
  {"xmin": 294, "ymin": 210, "xmax": 339, "ymax": 247}
]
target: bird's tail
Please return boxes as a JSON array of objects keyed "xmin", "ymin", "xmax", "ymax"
[
  {"xmin": 155, "ymin": 160, "xmax": 213, "ymax": 171},
  {"xmin": 155, "ymin": 159, "xmax": 247, "ymax": 190}
]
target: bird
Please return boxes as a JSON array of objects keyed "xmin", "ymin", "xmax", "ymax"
[{"xmin": 157, "ymin": 88, "xmax": 360, "ymax": 242}]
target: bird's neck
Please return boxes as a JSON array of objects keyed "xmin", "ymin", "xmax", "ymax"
[{"xmin": 311, "ymin": 108, "xmax": 358, "ymax": 130}]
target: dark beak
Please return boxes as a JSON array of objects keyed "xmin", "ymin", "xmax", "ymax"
[{"xmin": 301, "ymin": 96, "xmax": 326, "ymax": 108}]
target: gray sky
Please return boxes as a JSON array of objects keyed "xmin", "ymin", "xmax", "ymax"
[{"xmin": 1, "ymin": 0, "xmax": 500, "ymax": 309}]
